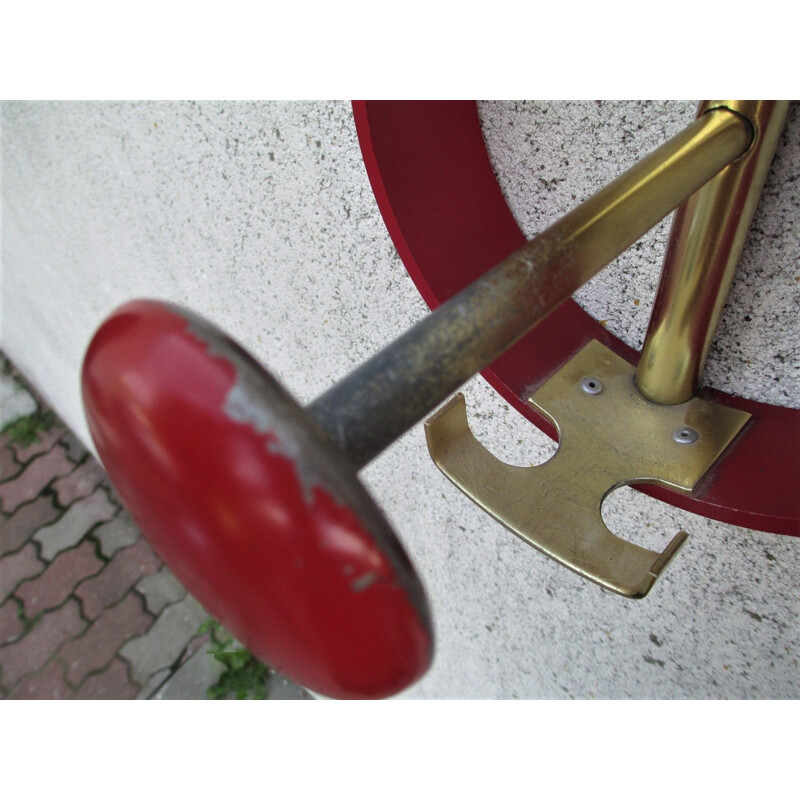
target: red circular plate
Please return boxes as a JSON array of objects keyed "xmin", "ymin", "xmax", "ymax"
[
  {"xmin": 82, "ymin": 299, "xmax": 433, "ymax": 698},
  {"xmin": 353, "ymin": 100, "xmax": 799, "ymax": 537}
]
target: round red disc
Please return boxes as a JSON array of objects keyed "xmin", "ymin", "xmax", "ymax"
[{"xmin": 82, "ymin": 299, "xmax": 433, "ymax": 699}]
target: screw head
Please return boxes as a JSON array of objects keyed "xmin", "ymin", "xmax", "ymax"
[
  {"xmin": 580, "ymin": 377, "xmax": 603, "ymax": 395},
  {"xmin": 673, "ymin": 427, "xmax": 699, "ymax": 444}
]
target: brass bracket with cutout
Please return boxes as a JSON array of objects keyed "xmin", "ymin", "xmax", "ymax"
[
  {"xmin": 423, "ymin": 101, "xmax": 787, "ymax": 598},
  {"xmin": 425, "ymin": 340, "xmax": 751, "ymax": 598}
]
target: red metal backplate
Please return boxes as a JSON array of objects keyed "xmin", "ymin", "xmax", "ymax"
[{"xmin": 353, "ymin": 100, "xmax": 799, "ymax": 537}]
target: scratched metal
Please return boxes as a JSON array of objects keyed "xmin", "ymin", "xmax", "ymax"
[
  {"xmin": 424, "ymin": 340, "xmax": 751, "ymax": 597},
  {"xmin": 180, "ymin": 305, "xmax": 433, "ymax": 621}
]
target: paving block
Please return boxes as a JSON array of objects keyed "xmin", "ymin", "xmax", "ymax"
[
  {"xmin": 16, "ymin": 539, "xmax": 104, "ymax": 617},
  {"xmin": 268, "ymin": 673, "xmax": 313, "ymax": 700},
  {"xmin": 136, "ymin": 566, "xmax": 186, "ymax": 615},
  {"xmin": 0, "ymin": 542, "xmax": 45, "ymax": 604},
  {"xmin": 76, "ymin": 536, "xmax": 161, "ymax": 619},
  {"xmin": 94, "ymin": 513, "xmax": 140, "ymax": 558},
  {"xmin": 0, "ymin": 446, "xmax": 74, "ymax": 515},
  {"xmin": 120, "ymin": 594, "xmax": 207, "ymax": 685},
  {"xmin": 0, "ymin": 599, "xmax": 25, "ymax": 645},
  {"xmin": 60, "ymin": 431, "xmax": 88, "ymax": 463},
  {"xmin": 0, "ymin": 433, "xmax": 23, "ymax": 482},
  {"xmin": 154, "ymin": 645, "xmax": 226, "ymax": 700},
  {"xmin": 0, "ymin": 373, "xmax": 37, "ymax": 430},
  {"xmin": 104, "ymin": 481, "xmax": 121, "ymax": 507},
  {"xmin": 7, "ymin": 658, "xmax": 74, "ymax": 699},
  {"xmin": 57, "ymin": 591, "xmax": 154, "ymax": 686},
  {"xmin": 0, "ymin": 598, "xmax": 86, "ymax": 689},
  {"xmin": 12, "ymin": 425, "xmax": 68, "ymax": 464},
  {"xmin": 51, "ymin": 458, "xmax": 107, "ymax": 507},
  {"xmin": 34, "ymin": 488, "xmax": 117, "ymax": 561},
  {"xmin": 0, "ymin": 495, "xmax": 61, "ymax": 558},
  {"xmin": 136, "ymin": 667, "xmax": 172, "ymax": 700},
  {"xmin": 177, "ymin": 631, "xmax": 211, "ymax": 667},
  {"xmin": 73, "ymin": 656, "xmax": 140, "ymax": 699}
]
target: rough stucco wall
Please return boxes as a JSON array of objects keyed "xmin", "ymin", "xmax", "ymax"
[{"xmin": 2, "ymin": 100, "xmax": 798, "ymax": 698}]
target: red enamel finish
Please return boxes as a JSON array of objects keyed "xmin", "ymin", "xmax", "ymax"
[
  {"xmin": 353, "ymin": 100, "xmax": 800, "ymax": 537},
  {"xmin": 81, "ymin": 300, "xmax": 432, "ymax": 699}
]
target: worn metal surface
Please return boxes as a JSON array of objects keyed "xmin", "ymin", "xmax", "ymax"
[
  {"xmin": 81, "ymin": 299, "xmax": 433, "ymax": 699},
  {"xmin": 636, "ymin": 101, "xmax": 791, "ymax": 404},
  {"xmin": 309, "ymin": 108, "xmax": 751, "ymax": 469},
  {"xmin": 424, "ymin": 340, "xmax": 752, "ymax": 597}
]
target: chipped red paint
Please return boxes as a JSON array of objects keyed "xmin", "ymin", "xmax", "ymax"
[
  {"xmin": 353, "ymin": 100, "xmax": 799, "ymax": 537},
  {"xmin": 82, "ymin": 300, "xmax": 432, "ymax": 699}
]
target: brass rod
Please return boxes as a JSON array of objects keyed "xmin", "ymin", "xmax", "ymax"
[
  {"xmin": 310, "ymin": 107, "xmax": 753, "ymax": 469},
  {"xmin": 635, "ymin": 101, "xmax": 790, "ymax": 405}
]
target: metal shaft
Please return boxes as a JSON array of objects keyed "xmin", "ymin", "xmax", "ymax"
[
  {"xmin": 309, "ymin": 107, "xmax": 753, "ymax": 470},
  {"xmin": 635, "ymin": 101, "xmax": 790, "ymax": 404}
]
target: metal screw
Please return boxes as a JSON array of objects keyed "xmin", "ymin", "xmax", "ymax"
[
  {"xmin": 580, "ymin": 377, "xmax": 603, "ymax": 395},
  {"xmin": 672, "ymin": 427, "xmax": 699, "ymax": 444}
]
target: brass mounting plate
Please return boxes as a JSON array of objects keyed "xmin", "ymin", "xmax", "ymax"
[{"xmin": 425, "ymin": 340, "xmax": 751, "ymax": 598}]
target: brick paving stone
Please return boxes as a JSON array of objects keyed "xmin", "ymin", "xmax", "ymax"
[
  {"xmin": 155, "ymin": 646, "xmax": 225, "ymax": 700},
  {"xmin": 73, "ymin": 656, "xmax": 139, "ymax": 699},
  {"xmin": 136, "ymin": 667, "xmax": 171, "ymax": 699},
  {"xmin": 51, "ymin": 458, "xmax": 107, "ymax": 507},
  {"xmin": 0, "ymin": 446, "xmax": 74, "ymax": 515},
  {"xmin": 177, "ymin": 631, "xmax": 211, "ymax": 668},
  {"xmin": 0, "ymin": 599, "xmax": 86, "ymax": 689},
  {"xmin": 120, "ymin": 595, "xmax": 207, "ymax": 685},
  {"xmin": 57, "ymin": 592, "xmax": 153, "ymax": 686},
  {"xmin": 104, "ymin": 482, "xmax": 122, "ymax": 507},
  {"xmin": 0, "ymin": 543, "xmax": 45, "ymax": 604},
  {"xmin": 136, "ymin": 566, "xmax": 186, "ymax": 616},
  {"xmin": 34, "ymin": 488, "xmax": 117, "ymax": 561},
  {"xmin": 12, "ymin": 425, "xmax": 68, "ymax": 464},
  {"xmin": 0, "ymin": 599, "xmax": 24, "ymax": 644},
  {"xmin": 0, "ymin": 495, "xmax": 60, "ymax": 557},
  {"xmin": 0, "ymin": 449, "xmax": 21, "ymax": 484},
  {"xmin": 76, "ymin": 537, "xmax": 161, "ymax": 619},
  {"xmin": 94, "ymin": 513, "xmax": 140, "ymax": 558},
  {"xmin": 0, "ymin": 433, "xmax": 23, "ymax": 482},
  {"xmin": 15, "ymin": 539, "xmax": 105, "ymax": 617},
  {"xmin": 7, "ymin": 658, "xmax": 74, "ymax": 699},
  {"xmin": 60, "ymin": 431, "xmax": 88, "ymax": 463}
]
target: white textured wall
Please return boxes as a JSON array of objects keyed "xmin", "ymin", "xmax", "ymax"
[{"xmin": 2, "ymin": 100, "xmax": 798, "ymax": 698}]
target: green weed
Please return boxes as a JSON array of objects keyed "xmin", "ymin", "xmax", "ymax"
[
  {"xmin": 198, "ymin": 619, "xmax": 272, "ymax": 700},
  {"xmin": 3, "ymin": 409, "xmax": 56, "ymax": 447}
]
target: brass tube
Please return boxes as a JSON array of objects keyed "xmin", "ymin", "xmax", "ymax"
[
  {"xmin": 635, "ymin": 101, "xmax": 790, "ymax": 405},
  {"xmin": 311, "ymin": 106, "xmax": 753, "ymax": 469}
]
